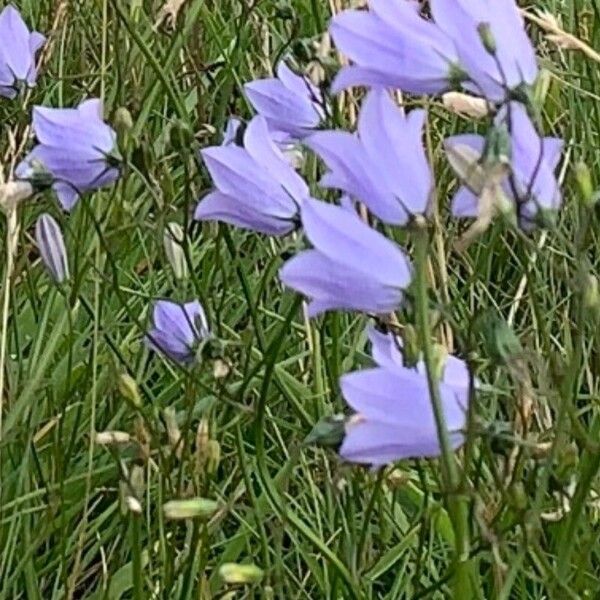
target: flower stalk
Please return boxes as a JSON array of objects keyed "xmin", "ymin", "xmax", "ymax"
[{"xmin": 413, "ymin": 224, "xmax": 474, "ymax": 595}]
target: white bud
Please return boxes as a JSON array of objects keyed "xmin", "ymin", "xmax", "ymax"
[{"xmin": 163, "ymin": 222, "xmax": 189, "ymax": 280}]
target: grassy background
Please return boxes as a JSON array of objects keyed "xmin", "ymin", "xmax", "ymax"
[{"xmin": 2, "ymin": 0, "xmax": 600, "ymax": 597}]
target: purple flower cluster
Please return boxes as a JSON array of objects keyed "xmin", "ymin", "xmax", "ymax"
[{"xmin": 1, "ymin": 1, "xmax": 565, "ymax": 469}]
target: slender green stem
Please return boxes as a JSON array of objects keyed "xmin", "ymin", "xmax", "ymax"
[
  {"xmin": 131, "ymin": 513, "xmax": 144, "ymax": 600},
  {"xmin": 413, "ymin": 225, "xmax": 474, "ymax": 596}
]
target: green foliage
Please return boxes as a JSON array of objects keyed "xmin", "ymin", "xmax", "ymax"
[{"xmin": 2, "ymin": 0, "xmax": 600, "ymax": 598}]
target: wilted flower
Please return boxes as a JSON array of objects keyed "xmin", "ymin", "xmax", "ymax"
[
  {"xmin": 195, "ymin": 115, "xmax": 310, "ymax": 235},
  {"xmin": 245, "ymin": 62, "xmax": 324, "ymax": 139},
  {"xmin": 163, "ymin": 222, "xmax": 189, "ymax": 280},
  {"xmin": 330, "ymin": 0, "xmax": 463, "ymax": 95},
  {"xmin": 279, "ymin": 199, "xmax": 412, "ymax": 317},
  {"xmin": 307, "ymin": 90, "xmax": 432, "ymax": 225},
  {"xmin": 35, "ymin": 213, "xmax": 69, "ymax": 284},
  {"xmin": 146, "ymin": 299, "xmax": 209, "ymax": 365},
  {"xmin": 430, "ymin": 0, "xmax": 538, "ymax": 100},
  {"xmin": 442, "ymin": 92, "xmax": 489, "ymax": 120},
  {"xmin": 445, "ymin": 102, "xmax": 563, "ymax": 229},
  {"xmin": 339, "ymin": 327, "xmax": 470, "ymax": 466},
  {"xmin": 16, "ymin": 99, "xmax": 120, "ymax": 211},
  {"xmin": 0, "ymin": 6, "xmax": 45, "ymax": 98}
]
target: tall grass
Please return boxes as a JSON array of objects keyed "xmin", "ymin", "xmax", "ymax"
[{"xmin": 2, "ymin": 0, "xmax": 600, "ymax": 597}]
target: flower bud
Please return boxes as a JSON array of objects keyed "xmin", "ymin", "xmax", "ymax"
[
  {"xmin": 125, "ymin": 496, "xmax": 142, "ymax": 514},
  {"xmin": 35, "ymin": 213, "xmax": 69, "ymax": 284},
  {"xmin": 575, "ymin": 161, "xmax": 596, "ymax": 208},
  {"xmin": 583, "ymin": 274, "xmax": 600, "ymax": 315},
  {"xmin": 163, "ymin": 222, "xmax": 189, "ymax": 280},
  {"xmin": 114, "ymin": 107, "xmax": 134, "ymax": 138},
  {"xmin": 163, "ymin": 497, "xmax": 219, "ymax": 520},
  {"xmin": 219, "ymin": 563, "xmax": 264, "ymax": 585},
  {"xmin": 95, "ymin": 430, "xmax": 131, "ymax": 446},
  {"xmin": 206, "ymin": 440, "xmax": 221, "ymax": 475},
  {"xmin": 477, "ymin": 22, "xmax": 497, "ymax": 55},
  {"xmin": 118, "ymin": 372, "xmax": 142, "ymax": 408},
  {"xmin": 164, "ymin": 407, "xmax": 183, "ymax": 459}
]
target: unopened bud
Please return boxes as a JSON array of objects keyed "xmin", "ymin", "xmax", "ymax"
[
  {"xmin": 164, "ymin": 407, "xmax": 183, "ymax": 459},
  {"xmin": 206, "ymin": 440, "xmax": 221, "ymax": 475},
  {"xmin": 95, "ymin": 430, "xmax": 131, "ymax": 445},
  {"xmin": 130, "ymin": 464, "xmax": 145, "ymax": 500},
  {"xmin": 163, "ymin": 497, "xmax": 219, "ymax": 520},
  {"xmin": 583, "ymin": 274, "xmax": 600, "ymax": 315},
  {"xmin": 477, "ymin": 22, "xmax": 497, "ymax": 55},
  {"xmin": 575, "ymin": 161, "xmax": 596, "ymax": 207},
  {"xmin": 219, "ymin": 563, "xmax": 264, "ymax": 585},
  {"xmin": 213, "ymin": 358, "xmax": 231, "ymax": 379},
  {"xmin": 430, "ymin": 344, "xmax": 448, "ymax": 382},
  {"xmin": 163, "ymin": 222, "xmax": 189, "ymax": 280},
  {"xmin": 114, "ymin": 107, "xmax": 134, "ymax": 136},
  {"xmin": 125, "ymin": 496, "xmax": 142, "ymax": 514},
  {"xmin": 35, "ymin": 213, "xmax": 70, "ymax": 284},
  {"xmin": 118, "ymin": 373, "xmax": 142, "ymax": 408}
]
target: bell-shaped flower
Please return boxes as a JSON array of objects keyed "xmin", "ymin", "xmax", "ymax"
[
  {"xmin": 279, "ymin": 199, "xmax": 412, "ymax": 317},
  {"xmin": 146, "ymin": 299, "xmax": 210, "ymax": 366},
  {"xmin": 430, "ymin": 0, "xmax": 538, "ymax": 100},
  {"xmin": 245, "ymin": 62, "xmax": 324, "ymax": 139},
  {"xmin": 339, "ymin": 327, "xmax": 470, "ymax": 466},
  {"xmin": 195, "ymin": 115, "xmax": 310, "ymax": 235},
  {"xmin": 16, "ymin": 99, "xmax": 120, "ymax": 211},
  {"xmin": 445, "ymin": 102, "xmax": 563, "ymax": 229},
  {"xmin": 0, "ymin": 6, "xmax": 45, "ymax": 98},
  {"xmin": 307, "ymin": 90, "xmax": 432, "ymax": 225},
  {"xmin": 330, "ymin": 0, "xmax": 462, "ymax": 95},
  {"xmin": 35, "ymin": 213, "xmax": 69, "ymax": 284}
]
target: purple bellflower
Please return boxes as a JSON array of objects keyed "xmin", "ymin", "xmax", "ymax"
[
  {"xmin": 35, "ymin": 213, "xmax": 69, "ymax": 284},
  {"xmin": 430, "ymin": 0, "xmax": 538, "ymax": 101},
  {"xmin": 330, "ymin": 0, "xmax": 462, "ymax": 96},
  {"xmin": 16, "ymin": 99, "xmax": 120, "ymax": 211},
  {"xmin": 195, "ymin": 115, "xmax": 310, "ymax": 235},
  {"xmin": 339, "ymin": 327, "xmax": 470, "ymax": 466},
  {"xmin": 446, "ymin": 102, "xmax": 563, "ymax": 229},
  {"xmin": 307, "ymin": 90, "xmax": 432, "ymax": 225},
  {"xmin": 0, "ymin": 6, "xmax": 45, "ymax": 98},
  {"xmin": 330, "ymin": 0, "xmax": 537, "ymax": 102},
  {"xmin": 279, "ymin": 199, "xmax": 412, "ymax": 317},
  {"xmin": 245, "ymin": 62, "xmax": 324, "ymax": 139},
  {"xmin": 146, "ymin": 299, "xmax": 210, "ymax": 366}
]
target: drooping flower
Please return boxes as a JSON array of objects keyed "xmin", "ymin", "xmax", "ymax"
[
  {"xmin": 330, "ymin": 0, "xmax": 463, "ymax": 95},
  {"xmin": 16, "ymin": 99, "xmax": 120, "ymax": 211},
  {"xmin": 445, "ymin": 102, "xmax": 563, "ymax": 229},
  {"xmin": 245, "ymin": 62, "xmax": 324, "ymax": 139},
  {"xmin": 35, "ymin": 213, "xmax": 69, "ymax": 284},
  {"xmin": 430, "ymin": 0, "xmax": 538, "ymax": 100},
  {"xmin": 307, "ymin": 90, "xmax": 432, "ymax": 225},
  {"xmin": 195, "ymin": 115, "xmax": 309, "ymax": 235},
  {"xmin": 0, "ymin": 6, "xmax": 45, "ymax": 98},
  {"xmin": 146, "ymin": 299, "xmax": 209, "ymax": 366},
  {"xmin": 279, "ymin": 199, "xmax": 412, "ymax": 317},
  {"xmin": 330, "ymin": 0, "xmax": 537, "ymax": 102},
  {"xmin": 339, "ymin": 327, "xmax": 470, "ymax": 466}
]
